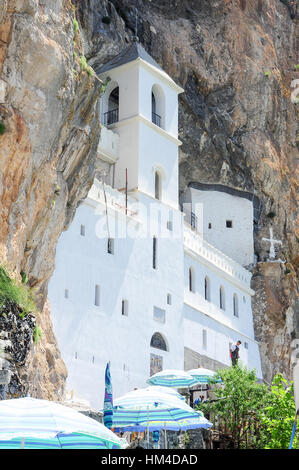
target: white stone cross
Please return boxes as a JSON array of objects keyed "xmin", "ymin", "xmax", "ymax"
[{"xmin": 262, "ymin": 227, "xmax": 282, "ymax": 259}]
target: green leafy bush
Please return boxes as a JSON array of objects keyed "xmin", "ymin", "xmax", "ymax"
[
  {"xmin": 198, "ymin": 365, "xmax": 269, "ymax": 449},
  {"xmin": 20, "ymin": 271, "xmax": 28, "ymax": 284},
  {"xmin": 79, "ymin": 55, "xmax": 88, "ymax": 71},
  {"xmin": 33, "ymin": 324, "xmax": 42, "ymax": 344},
  {"xmin": 87, "ymin": 66, "xmax": 94, "ymax": 77},
  {"xmin": 73, "ymin": 19, "xmax": 79, "ymax": 35},
  {"xmin": 260, "ymin": 374, "xmax": 297, "ymax": 449},
  {"xmin": 0, "ymin": 266, "xmax": 35, "ymax": 314},
  {"xmin": 0, "ymin": 121, "xmax": 6, "ymax": 135}
]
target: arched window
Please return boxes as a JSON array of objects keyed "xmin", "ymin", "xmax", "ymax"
[
  {"xmin": 233, "ymin": 294, "xmax": 239, "ymax": 317},
  {"xmin": 150, "ymin": 332, "xmax": 168, "ymax": 351},
  {"xmin": 151, "ymin": 84, "xmax": 165, "ymax": 128},
  {"xmin": 220, "ymin": 286, "xmax": 225, "ymax": 310},
  {"xmin": 205, "ymin": 276, "xmax": 210, "ymax": 301},
  {"xmin": 104, "ymin": 86, "xmax": 119, "ymax": 125},
  {"xmin": 189, "ymin": 267, "xmax": 195, "ymax": 293},
  {"xmin": 155, "ymin": 171, "xmax": 162, "ymax": 200}
]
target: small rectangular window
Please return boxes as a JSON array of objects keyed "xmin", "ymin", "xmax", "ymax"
[
  {"xmin": 94, "ymin": 285, "xmax": 100, "ymax": 306},
  {"xmin": 108, "ymin": 238, "xmax": 114, "ymax": 254},
  {"xmin": 121, "ymin": 299, "xmax": 128, "ymax": 316},
  {"xmin": 153, "ymin": 237, "xmax": 157, "ymax": 269},
  {"xmin": 167, "ymin": 293, "xmax": 172, "ymax": 305},
  {"xmin": 244, "ymin": 342, "xmax": 248, "ymax": 349},
  {"xmin": 153, "ymin": 306, "xmax": 166, "ymax": 323},
  {"xmin": 202, "ymin": 329, "xmax": 207, "ymax": 350},
  {"xmin": 64, "ymin": 289, "xmax": 69, "ymax": 299},
  {"xmin": 80, "ymin": 224, "xmax": 85, "ymax": 236},
  {"xmin": 167, "ymin": 221, "xmax": 173, "ymax": 231},
  {"xmin": 208, "ymin": 223, "xmax": 212, "ymax": 229},
  {"xmin": 226, "ymin": 220, "xmax": 233, "ymax": 228}
]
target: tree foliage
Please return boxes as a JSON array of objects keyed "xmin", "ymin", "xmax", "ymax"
[
  {"xmin": 260, "ymin": 374, "xmax": 297, "ymax": 449},
  {"xmin": 198, "ymin": 365, "xmax": 268, "ymax": 448},
  {"xmin": 197, "ymin": 366, "xmax": 297, "ymax": 449}
]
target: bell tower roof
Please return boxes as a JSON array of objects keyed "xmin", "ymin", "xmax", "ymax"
[{"xmin": 98, "ymin": 40, "xmax": 164, "ymax": 75}]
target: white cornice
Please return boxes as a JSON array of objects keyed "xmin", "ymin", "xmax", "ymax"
[
  {"xmin": 184, "ymin": 301, "xmax": 259, "ymax": 345},
  {"xmin": 109, "ymin": 114, "xmax": 182, "ymax": 146}
]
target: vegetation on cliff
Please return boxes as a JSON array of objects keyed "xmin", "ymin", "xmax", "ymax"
[{"xmin": 0, "ymin": 266, "xmax": 35, "ymax": 316}]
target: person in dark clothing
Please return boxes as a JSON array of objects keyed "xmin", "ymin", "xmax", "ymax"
[{"xmin": 230, "ymin": 341, "xmax": 242, "ymax": 366}]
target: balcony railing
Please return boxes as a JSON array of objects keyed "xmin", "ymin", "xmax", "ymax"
[
  {"xmin": 152, "ymin": 112, "xmax": 161, "ymax": 127},
  {"xmin": 184, "ymin": 225, "xmax": 252, "ymax": 287},
  {"xmin": 184, "ymin": 208, "xmax": 198, "ymax": 232},
  {"xmin": 104, "ymin": 108, "xmax": 119, "ymax": 126}
]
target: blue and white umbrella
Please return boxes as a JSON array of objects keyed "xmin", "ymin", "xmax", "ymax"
[
  {"xmin": 187, "ymin": 368, "xmax": 222, "ymax": 384},
  {"xmin": 113, "ymin": 388, "xmax": 194, "ymax": 411},
  {"xmin": 111, "ymin": 388, "xmax": 211, "ymax": 448},
  {"xmin": 144, "ymin": 386, "xmax": 186, "ymax": 401},
  {"xmin": 113, "ymin": 412, "xmax": 212, "ymax": 432},
  {"xmin": 103, "ymin": 362, "xmax": 113, "ymax": 429},
  {"xmin": 146, "ymin": 369, "xmax": 199, "ymax": 388},
  {"xmin": 0, "ymin": 397, "xmax": 127, "ymax": 449}
]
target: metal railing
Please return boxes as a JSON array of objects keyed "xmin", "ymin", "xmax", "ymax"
[
  {"xmin": 184, "ymin": 208, "xmax": 198, "ymax": 231},
  {"xmin": 104, "ymin": 108, "xmax": 119, "ymax": 126},
  {"xmin": 152, "ymin": 112, "xmax": 161, "ymax": 127}
]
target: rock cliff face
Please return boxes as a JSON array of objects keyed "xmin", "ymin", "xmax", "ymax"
[
  {"xmin": 0, "ymin": 0, "xmax": 102, "ymax": 398},
  {"xmin": 0, "ymin": 0, "xmax": 298, "ymax": 396}
]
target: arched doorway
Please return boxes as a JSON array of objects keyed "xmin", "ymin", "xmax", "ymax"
[{"xmin": 150, "ymin": 332, "xmax": 168, "ymax": 376}]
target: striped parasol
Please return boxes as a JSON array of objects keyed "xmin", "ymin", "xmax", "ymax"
[
  {"xmin": 111, "ymin": 388, "xmax": 199, "ymax": 430},
  {"xmin": 187, "ymin": 367, "xmax": 222, "ymax": 384},
  {"xmin": 103, "ymin": 362, "xmax": 113, "ymax": 429},
  {"xmin": 111, "ymin": 387, "xmax": 211, "ymax": 448},
  {"xmin": 113, "ymin": 388, "xmax": 194, "ymax": 410},
  {"xmin": 0, "ymin": 397, "xmax": 126, "ymax": 449},
  {"xmin": 113, "ymin": 412, "xmax": 212, "ymax": 432},
  {"xmin": 146, "ymin": 369, "xmax": 199, "ymax": 388},
  {"xmin": 144, "ymin": 386, "xmax": 186, "ymax": 401}
]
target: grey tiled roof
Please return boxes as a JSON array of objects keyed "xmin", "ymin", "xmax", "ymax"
[{"xmin": 98, "ymin": 41, "xmax": 163, "ymax": 74}]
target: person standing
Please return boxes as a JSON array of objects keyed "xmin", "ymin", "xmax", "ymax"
[{"xmin": 230, "ymin": 341, "xmax": 242, "ymax": 366}]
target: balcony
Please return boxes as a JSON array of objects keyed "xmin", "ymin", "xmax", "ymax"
[
  {"xmin": 104, "ymin": 108, "xmax": 119, "ymax": 126},
  {"xmin": 152, "ymin": 111, "xmax": 161, "ymax": 127}
]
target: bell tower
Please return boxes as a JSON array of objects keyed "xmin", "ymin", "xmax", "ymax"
[{"xmin": 98, "ymin": 40, "xmax": 184, "ymax": 209}]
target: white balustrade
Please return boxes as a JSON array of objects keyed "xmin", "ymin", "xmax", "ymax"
[{"xmin": 184, "ymin": 225, "xmax": 252, "ymax": 286}]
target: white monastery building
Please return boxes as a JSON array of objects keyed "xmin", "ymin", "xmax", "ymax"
[{"xmin": 48, "ymin": 41, "xmax": 262, "ymax": 408}]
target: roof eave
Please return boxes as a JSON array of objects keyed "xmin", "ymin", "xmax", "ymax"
[{"xmin": 98, "ymin": 58, "xmax": 184, "ymax": 95}]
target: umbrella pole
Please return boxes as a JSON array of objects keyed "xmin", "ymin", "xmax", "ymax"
[
  {"xmin": 147, "ymin": 405, "xmax": 149, "ymax": 448},
  {"xmin": 164, "ymin": 423, "xmax": 167, "ymax": 449},
  {"xmin": 20, "ymin": 437, "xmax": 25, "ymax": 449}
]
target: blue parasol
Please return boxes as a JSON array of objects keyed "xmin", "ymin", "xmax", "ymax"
[{"xmin": 103, "ymin": 362, "xmax": 113, "ymax": 429}]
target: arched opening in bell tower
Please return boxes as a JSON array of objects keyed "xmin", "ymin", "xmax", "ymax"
[
  {"xmin": 151, "ymin": 84, "xmax": 165, "ymax": 129},
  {"xmin": 104, "ymin": 85, "xmax": 119, "ymax": 125}
]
